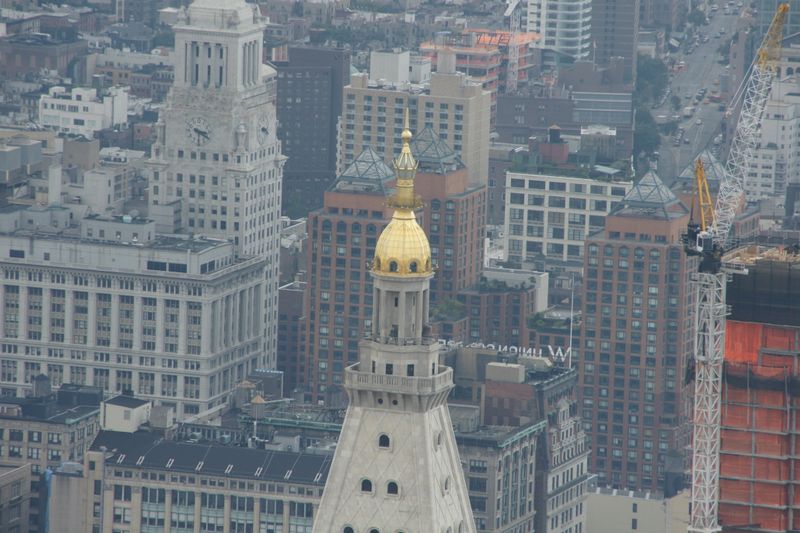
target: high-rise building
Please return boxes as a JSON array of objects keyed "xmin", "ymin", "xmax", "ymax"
[
  {"xmin": 746, "ymin": 48, "xmax": 800, "ymax": 199},
  {"xmin": 303, "ymin": 148, "xmax": 395, "ymax": 402},
  {"xmin": 411, "ymin": 127, "xmax": 486, "ymax": 303},
  {"xmin": 504, "ymin": 169, "xmax": 631, "ymax": 268},
  {"xmin": 716, "ymin": 246, "xmax": 800, "ymax": 533},
  {"xmin": 340, "ymin": 69, "xmax": 491, "ymax": 187},
  {"xmin": 313, "ymin": 122, "xmax": 475, "ymax": 532},
  {"xmin": 146, "ymin": 0, "xmax": 283, "ymax": 368},
  {"xmin": 0, "ymin": 210, "xmax": 267, "ymax": 416},
  {"xmin": 274, "ymin": 46, "xmax": 350, "ymax": 216},
  {"xmin": 590, "ymin": 0, "xmax": 640, "ymax": 83},
  {"xmin": 579, "ymin": 171, "xmax": 695, "ymax": 493},
  {"xmin": 277, "ymin": 280, "xmax": 306, "ymax": 394},
  {"xmin": 526, "ymin": 0, "xmax": 592, "ymax": 62}
]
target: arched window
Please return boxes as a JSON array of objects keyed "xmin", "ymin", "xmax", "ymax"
[
  {"xmin": 431, "ymin": 199, "xmax": 441, "ymax": 210},
  {"xmin": 588, "ymin": 244, "xmax": 598, "ymax": 256},
  {"xmin": 322, "ymin": 220, "xmax": 332, "ymax": 231},
  {"xmin": 369, "ymin": 529, "xmax": 380, "ymax": 533},
  {"xmin": 378, "ymin": 434, "xmax": 390, "ymax": 448},
  {"xmin": 367, "ymin": 224, "xmax": 377, "ymax": 235},
  {"xmin": 603, "ymin": 244, "xmax": 614, "ymax": 256},
  {"xmin": 337, "ymin": 221, "xmax": 347, "ymax": 233},
  {"xmin": 343, "ymin": 528, "xmax": 355, "ymax": 533},
  {"xmin": 409, "ymin": 261, "xmax": 418, "ymax": 273},
  {"xmin": 389, "ymin": 261, "xmax": 398, "ymax": 272},
  {"xmin": 649, "ymin": 249, "xmax": 661, "ymax": 260},
  {"xmin": 387, "ymin": 481, "xmax": 399, "ymax": 495},
  {"xmin": 352, "ymin": 222, "xmax": 361, "ymax": 234},
  {"xmin": 361, "ymin": 479, "xmax": 373, "ymax": 492},
  {"xmin": 634, "ymin": 247, "xmax": 645, "ymax": 259},
  {"xmin": 619, "ymin": 246, "xmax": 629, "ymax": 257}
]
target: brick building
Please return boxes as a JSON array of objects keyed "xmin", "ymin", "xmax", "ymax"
[
  {"xmin": 303, "ymin": 147, "xmax": 394, "ymax": 403},
  {"xmin": 411, "ymin": 127, "xmax": 486, "ymax": 303},
  {"xmin": 579, "ymin": 170, "xmax": 695, "ymax": 493}
]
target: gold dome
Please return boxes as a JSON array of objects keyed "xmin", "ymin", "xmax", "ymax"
[
  {"xmin": 373, "ymin": 208, "xmax": 432, "ymax": 276},
  {"xmin": 372, "ymin": 109, "xmax": 432, "ymax": 277}
]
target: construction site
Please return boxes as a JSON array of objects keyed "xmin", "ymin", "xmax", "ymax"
[{"xmin": 716, "ymin": 246, "xmax": 800, "ymax": 532}]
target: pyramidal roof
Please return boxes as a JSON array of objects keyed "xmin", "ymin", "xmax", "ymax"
[
  {"xmin": 678, "ymin": 149, "xmax": 726, "ymax": 183},
  {"xmin": 411, "ymin": 127, "xmax": 463, "ymax": 174},
  {"xmin": 330, "ymin": 147, "xmax": 394, "ymax": 194},
  {"xmin": 613, "ymin": 170, "xmax": 688, "ymax": 220}
]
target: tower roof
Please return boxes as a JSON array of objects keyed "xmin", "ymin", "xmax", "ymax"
[
  {"xmin": 678, "ymin": 149, "xmax": 726, "ymax": 183},
  {"xmin": 411, "ymin": 127, "xmax": 463, "ymax": 174},
  {"xmin": 613, "ymin": 170, "xmax": 688, "ymax": 220},
  {"xmin": 373, "ymin": 112, "xmax": 432, "ymax": 277},
  {"xmin": 330, "ymin": 147, "xmax": 395, "ymax": 194},
  {"xmin": 183, "ymin": 0, "xmax": 262, "ymax": 31}
]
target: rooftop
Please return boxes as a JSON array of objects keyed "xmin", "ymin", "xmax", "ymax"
[
  {"xmin": 91, "ymin": 430, "xmax": 332, "ymax": 485},
  {"xmin": 411, "ymin": 127, "xmax": 463, "ymax": 173},
  {"xmin": 104, "ymin": 395, "xmax": 150, "ymax": 409},
  {"xmin": 612, "ymin": 170, "xmax": 688, "ymax": 220},
  {"xmin": 330, "ymin": 146, "xmax": 395, "ymax": 194}
]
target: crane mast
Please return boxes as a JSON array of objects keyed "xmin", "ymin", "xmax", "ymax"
[{"xmin": 686, "ymin": 5, "xmax": 788, "ymax": 533}]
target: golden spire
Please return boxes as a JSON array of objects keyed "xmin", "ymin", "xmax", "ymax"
[
  {"xmin": 371, "ymin": 108, "xmax": 432, "ymax": 277},
  {"xmin": 390, "ymin": 108, "xmax": 420, "ymax": 209}
]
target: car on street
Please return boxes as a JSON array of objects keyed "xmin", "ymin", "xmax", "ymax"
[
  {"xmin": 684, "ymin": 137, "xmax": 691, "ymax": 144},
  {"xmin": 696, "ymin": 119, "xmax": 703, "ymax": 125}
]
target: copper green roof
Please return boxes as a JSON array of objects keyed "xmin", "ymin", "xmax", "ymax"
[
  {"xmin": 613, "ymin": 170, "xmax": 687, "ymax": 220},
  {"xmin": 330, "ymin": 147, "xmax": 394, "ymax": 194},
  {"xmin": 410, "ymin": 127, "xmax": 463, "ymax": 174}
]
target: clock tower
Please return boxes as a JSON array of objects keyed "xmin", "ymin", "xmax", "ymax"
[{"xmin": 147, "ymin": 0, "xmax": 284, "ymax": 368}]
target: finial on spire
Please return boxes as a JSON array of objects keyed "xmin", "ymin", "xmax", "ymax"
[
  {"xmin": 401, "ymin": 108, "xmax": 412, "ymax": 144},
  {"xmin": 390, "ymin": 107, "xmax": 419, "ymax": 209}
]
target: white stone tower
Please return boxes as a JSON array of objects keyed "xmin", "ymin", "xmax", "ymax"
[
  {"xmin": 313, "ymin": 115, "xmax": 475, "ymax": 533},
  {"xmin": 147, "ymin": 0, "xmax": 284, "ymax": 368}
]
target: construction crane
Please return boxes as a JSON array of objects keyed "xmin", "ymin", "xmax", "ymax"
[
  {"xmin": 684, "ymin": 4, "xmax": 789, "ymax": 533},
  {"xmin": 504, "ymin": 0, "xmax": 521, "ymax": 94}
]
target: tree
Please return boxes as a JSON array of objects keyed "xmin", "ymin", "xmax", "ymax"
[
  {"xmin": 635, "ymin": 55, "xmax": 669, "ymax": 105},
  {"xmin": 670, "ymin": 95, "xmax": 682, "ymax": 111},
  {"xmin": 688, "ymin": 8, "xmax": 707, "ymax": 26},
  {"xmin": 634, "ymin": 107, "xmax": 661, "ymax": 156}
]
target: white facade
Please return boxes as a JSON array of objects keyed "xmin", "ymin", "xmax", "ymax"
[
  {"xmin": 0, "ymin": 208, "xmax": 266, "ymax": 418},
  {"xmin": 146, "ymin": 0, "xmax": 284, "ymax": 368},
  {"xmin": 526, "ymin": 0, "xmax": 592, "ymax": 60},
  {"xmin": 100, "ymin": 397, "xmax": 152, "ymax": 432},
  {"xmin": 369, "ymin": 49, "xmax": 411, "ymax": 84},
  {"xmin": 503, "ymin": 172, "xmax": 631, "ymax": 265},
  {"xmin": 746, "ymin": 75, "xmax": 800, "ymax": 199},
  {"xmin": 585, "ymin": 486, "xmax": 690, "ymax": 533},
  {"xmin": 38, "ymin": 86, "xmax": 129, "ymax": 139}
]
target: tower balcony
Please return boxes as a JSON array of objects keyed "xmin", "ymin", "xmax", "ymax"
[{"xmin": 344, "ymin": 363, "xmax": 453, "ymax": 397}]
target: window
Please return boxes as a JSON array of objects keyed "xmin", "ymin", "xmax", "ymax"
[
  {"xmin": 361, "ymin": 479, "xmax": 372, "ymax": 492},
  {"xmin": 344, "ymin": 528, "xmax": 355, "ymax": 533},
  {"xmin": 378, "ymin": 434, "xmax": 390, "ymax": 448},
  {"xmin": 632, "ymin": 518, "xmax": 638, "ymax": 530},
  {"xmin": 387, "ymin": 481, "xmax": 399, "ymax": 495}
]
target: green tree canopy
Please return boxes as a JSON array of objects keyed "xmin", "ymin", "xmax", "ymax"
[
  {"xmin": 635, "ymin": 55, "xmax": 669, "ymax": 105},
  {"xmin": 688, "ymin": 8, "xmax": 707, "ymax": 26},
  {"xmin": 634, "ymin": 106, "xmax": 661, "ymax": 156}
]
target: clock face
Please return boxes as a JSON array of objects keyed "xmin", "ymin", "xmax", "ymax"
[
  {"xmin": 257, "ymin": 113, "xmax": 272, "ymax": 145},
  {"xmin": 186, "ymin": 117, "xmax": 212, "ymax": 146}
]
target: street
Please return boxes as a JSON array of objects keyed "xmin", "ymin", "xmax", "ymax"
[{"xmin": 653, "ymin": 7, "xmax": 744, "ymax": 183}]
